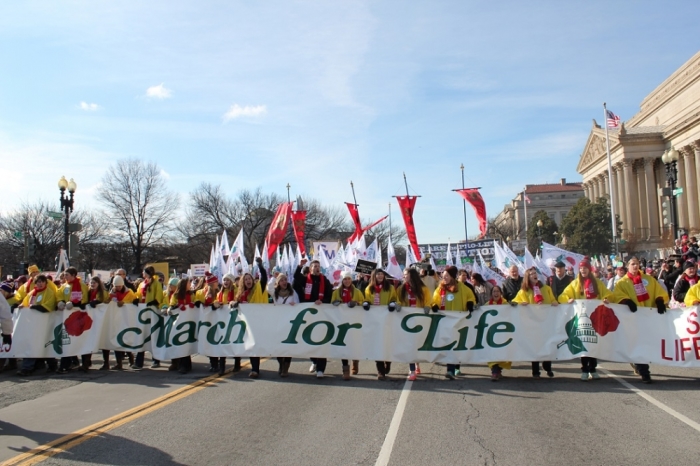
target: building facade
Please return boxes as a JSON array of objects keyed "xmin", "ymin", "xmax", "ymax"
[
  {"xmin": 577, "ymin": 51, "xmax": 700, "ymax": 249},
  {"xmin": 492, "ymin": 179, "xmax": 584, "ymax": 241}
]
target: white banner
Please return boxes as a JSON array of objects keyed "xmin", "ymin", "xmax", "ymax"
[{"xmin": 3, "ymin": 302, "xmax": 700, "ymax": 366}]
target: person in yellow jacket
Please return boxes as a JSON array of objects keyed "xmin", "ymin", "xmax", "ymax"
[
  {"xmin": 487, "ymin": 285, "xmax": 513, "ymax": 381},
  {"xmin": 56, "ymin": 267, "xmax": 90, "ymax": 373},
  {"xmin": 396, "ymin": 267, "xmax": 431, "ymax": 381},
  {"xmin": 514, "ymin": 267, "xmax": 558, "ymax": 379},
  {"xmin": 196, "ymin": 272, "xmax": 227, "ymax": 375},
  {"xmin": 217, "ymin": 273, "xmax": 238, "ymax": 305},
  {"xmin": 613, "ymin": 256, "xmax": 669, "ymax": 383},
  {"xmin": 558, "ymin": 257, "xmax": 613, "ymax": 381},
  {"xmin": 88, "ymin": 276, "xmax": 111, "ymax": 306},
  {"xmin": 167, "ymin": 278, "xmax": 196, "ymax": 374},
  {"xmin": 101, "ymin": 276, "xmax": 137, "ymax": 371},
  {"xmin": 684, "ymin": 282, "xmax": 700, "ymax": 307},
  {"xmin": 163, "ymin": 277, "xmax": 178, "ymax": 309},
  {"xmin": 364, "ymin": 268, "xmax": 398, "ymax": 380},
  {"xmin": 232, "ymin": 263, "xmax": 268, "ymax": 378},
  {"xmin": 431, "ymin": 265, "xmax": 477, "ymax": 379},
  {"xmin": 15, "ymin": 265, "xmax": 58, "ymax": 304},
  {"xmin": 16, "ymin": 274, "xmax": 59, "ymax": 376},
  {"xmin": 331, "ymin": 271, "xmax": 364, "ymax": 380},
  {"xmin": 134, "ymin": 266, "xmax": 164, "ymax": 370}
]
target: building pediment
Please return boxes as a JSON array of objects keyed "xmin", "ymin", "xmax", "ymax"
[{"xmin": 577, "ymin": 123, "xmax": 614, "ymax": 174}]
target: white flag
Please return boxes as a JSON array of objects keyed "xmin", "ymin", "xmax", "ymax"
[
  {"xmin": 541, "ymin": 242, "xmax": 585, "ymax": 274},
  {"xmin": 366, "ymin": 238, "xmax": 379, "ymax": 263},
  {"xmin": 454, "ymin": 243, "xmax": 462, "ymax": 268},
  {"xmin": 445, "ymin": 241, "xmax": 454, "ymax": 268},
  {"xmin": 220, "ymin": 230, "xmax": 231, "ymax": 256},
  {"xmin": 493, "ymin": 242, "xmax": 524, "ymax": 276},
  {"xmin": 230, "ymin": 230, "xmax": 245, "ymax": 262},
  {"xmin": 525, "ymin": 248, "xmax": 548, "ymax": 283},
  {"xmin": 405, "ymin": 245, "xmax": 419, "ymax": 269},
  {"xmin": 385, "ymin": 238, "xmax": 403, "ymax": 280},
  {"xmin": 427, "ymin": 245, "xmax": 437, "ymax": 271},
  {"xmin": 209, "ymin": 244, "xmax": 216, "ymax": 270}
]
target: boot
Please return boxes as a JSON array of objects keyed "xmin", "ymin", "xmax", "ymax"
[
  {"xmin": 128, "ymin": 353, "xmax": 135, "ymax": 365},
  {"xmin": 100, "ymin": 350, "xmax": 110, "ymax": 370},
  {"xmin": 168, "ymin": 360, "xmax": 179, "ymax": 371},
  {"xmin": 208, "ymin": 357, "xmax": 219, "ymax": 372},
  {"xmin": 232, "ymin": 357, "xmax": 242, "ymax": 372},
  {"xmin": 281, "ymin": 360, "xmax": 290, "ymax": 377},
  {"xmin": 352, "ymin": 360, "xmax": 359, "ymax": 375},
  {"xmin": 342, "ymin": 365, "xmax": 351, "ymax": 381},
  {"xmin": 384, "ymin": 362, "xmax": 391, "ymax": 375}
]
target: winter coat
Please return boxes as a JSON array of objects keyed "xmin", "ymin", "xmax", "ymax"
[
  {"xmin": 431, "ymin": 282, "xmax": 476, "ymax": 312},
  {"xmin": 613, "ymin": 272, "xmax": 668, "ymax": 307},
  {"xmin": 557, "ymin": 277, "xmax": 614, "ymax": 303}
]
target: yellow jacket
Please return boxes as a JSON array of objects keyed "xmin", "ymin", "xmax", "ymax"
[
  {"xmin": 16, "ymin": 276, "xmax": 58, "ymax": 303},
  {"xmin": 558, "ymin": 277, "xmax": 614, "ymax": 303},
  {"xmin": 331, "ymin": 286, "xmax": 364, "ymax": 303},
  {"xmin": 513, "ymin": 284, "xmax": 557, "ymax": 304},
  {"xmin": 88, "ymin": 289, "xmax": 111, "ymax": 304},
  {"xmin": 217, "ymin": 287, "xmax": 238, "ymax": 305},
  {"xmin": 613, "ymin": 272, "xmax": 668, "ymax": 307},
  {"xmin": 21, "ymin": 287, "xmax": 57, "ymax": 311},
  {"xmin": 58, "ymin": 279, "xmax": 89, "ymax": 305},
  {"xmin": 396, "ymin": 283, "xmax": 432, "ymax": 308},
  {"xmin": 110, "ymin": 288, "xmax": 137, "ymax": 304},
  {"xmin": 431, "ymin": 282, "xmax": 476, "ymax": 312},
  {"xmin": 364, "ymin": 285, "xmax": 397, "ymax": 305},
  {"xmin": 684, "ymin": 283, "xmax": 700, "ymax": 307},
  {"xmin": 237, "ymin": 282, "xmax": 268, "ymax": 304},
  {"xmin": 138, "ymin": 280, "xmax": 164, "ymax": 306}
]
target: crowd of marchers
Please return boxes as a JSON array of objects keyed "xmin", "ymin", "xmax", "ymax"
[{"xmin": 2, "ymin": 241, "xmax": 700, "ymax": 384}]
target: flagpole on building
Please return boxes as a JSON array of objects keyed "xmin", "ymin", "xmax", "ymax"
[
  {"xmin": 460, "ymin": 164, "xmax": 468, "ymax": 244},
  {"xmin": 523, "ymin": 188, "xmax": 528, "ymax": 238},
  {"xmin": 603, "ymin": 102, "xmax": 619, "ymax": 254}
]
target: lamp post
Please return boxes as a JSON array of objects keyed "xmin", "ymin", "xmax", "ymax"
[
  {"xmin": 536, "ymin": 219, "xmax": 543, "ymax": 250},
  {"xmin": 58, "ymin": 176, "xmax": 77, "ymax": 255},
  {"xmin": 661, "ymin": 148, "xmax": 679, "ymax": 240}
]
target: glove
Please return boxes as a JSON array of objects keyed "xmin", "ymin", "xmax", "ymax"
[
  {"xmin": 132, "ymin": 299, "xmax": 140, "ymax": 306},
  {"xmin": 656, "ymin": 298, "xmax": 666, "ymax": 315},
  {"xmin": 467, "ymin": 302, "xmax": 474, "ymax": 313},
  {"xmin": 2, "ymin": 334, "xmax": 10, "ymax": 346},
  {"xmin": 213, "ymin": 302, "xmax": 221, "ymax": 310},
  {"xmin": 65, "ymin": 302, "xmax": 74, "ymax": 311},
  {"xmin": 332, "ymin": 300, "xmax": 341, "ymax": 307},
  {"xmin": 423, "ymin": 306, "xmax": 430, "ymax": 315},
  {"xmin": 362, "ymin": 301, "xmax": 371, "ymax": 311},
  {"xmin": 194, "ymin": 301, "xmax": 202, "ymax": 308},
  {"xmin": 30, "ymin": 304, "xmax": 50, "ymax": 313},
  {"xmin": 255, "ymin": 257, "xmax": 263, "ymax": 264},
  {"xmin": 388, "ymin": 302, "xmax": 397, "ymax": 312},
  {"xmin": 395, "ymin": 303, "xmax": 402, "ymax": 312},
  {"xmin": 621, "ymin": 299, "xmax": 637, "ymax": 313},
  {"xmin": 147, "ymin": 300, "xmax": 160, "ymax": 307},
  {"xmin": 89, "ymin": 300, "xmax": 101, "ymax": 309},
  {"xmin": 161, "ymin": 308, "xmax": 170, "ymax": 316},
  {"xmin": 232, "ymin": 301, "xmax": 239, "ymax": 309},
  {"xmin": 431, "ymin": 304, "xmax": 440, "ymax": 313},
  {"xmin": 509, "ymin": 301, "xmax": 518, "ymax": 307},
  {"xmin": 347, "ymin": 300, "xmax": 357, "ymax": 308},
  {"xmin": 57, "ymin": 301, "xmax": 66, "ymax": 311}
]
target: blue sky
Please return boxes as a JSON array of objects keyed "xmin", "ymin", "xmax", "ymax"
[{"xmin": 1, "ymin": 1, "xmax": 699, "ymax": 244}]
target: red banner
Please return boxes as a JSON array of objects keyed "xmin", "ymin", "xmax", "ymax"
[
  {"xmin": 456, "ymin": 188, "xmax": 488, "ymax": 238},
  {"xmin": 266, "ymin": 202, "xmax": 294, "ymax": 259},
  {"xmin": 395, "ymin": 196, "xmax": 421, "ymax": 260},
  {"xmin": 291, "ymin": 210, "xmax": 307, "ymax": 256},
  {"xmin": 345, "ymin": 202, "xmax": 363, "ymax": 243}
]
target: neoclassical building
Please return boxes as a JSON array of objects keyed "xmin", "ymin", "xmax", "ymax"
[{"xmin": 578, "ymin": 50, "xmax": 700, "ymax": 248}]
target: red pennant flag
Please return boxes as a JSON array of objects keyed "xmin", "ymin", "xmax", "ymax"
[
  {"xmin": 345, "ymin": 202, "xmax": 363, "ymax": 243},
  {"xmin": 455, "ymin": 188, "xmax": 488, "ymax": 238},
  {"xmin": 395, "ymin": 196, "xmax": 421, "ymax": 260},
  {"xmin": 291, "ymin": 210, "xmax": 307, "ymax": 256},
  {"xmin": 266, "ymin": 201, "xmax": 294, "ymax": 259}
]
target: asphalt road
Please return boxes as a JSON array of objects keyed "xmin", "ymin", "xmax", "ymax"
[{"xmin": 2, "ymin": 357, "xmax": 700, "ymax": 466}]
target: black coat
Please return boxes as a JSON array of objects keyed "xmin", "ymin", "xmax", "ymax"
[
  {"xmin": 549, "ymin": 275, "xmax": 573, "ymax": 299},
  {"xmin": 502, "ymin": 276, "xmax": 523, "ymax": 302},
  {"xmin": 293, "ymin": 266, "xmax": 332, "ymax": 303}
]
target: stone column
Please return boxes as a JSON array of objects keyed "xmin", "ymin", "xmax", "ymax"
[
  {"xmin": 676, "ymin": 150, "xmax": 689, "ymax": 231},
  {"xmin": 602, "ymin": 172, "xmax": 610, "ymax": 198},
  {"xmin": 623, "ymin": 160, "xmax": 639, "ymax": 238},
  {"xmin": 681, "ymin": 145, "xmax": 699, "ymax": 231},
  {"xmin": 636, "ymin": 161, "xmax": 649, "ymax": 239},
  {"xmin": 614, "ymin": 164, "xmax": 627, "ymax": 235},
  {"xmin": 644, "ymin": 158, "xmax": 660, "ymax": 239},
  {"xmin": 583, "ymin": 182, "xmax": 590, "ymax": 201},
  {"xmin": 694, "ymin": 141, "xmax": 700, "ymax": 232},
  {"xmin": 593, "ymin": 178, "xmax": 600, "ymax": 201}
]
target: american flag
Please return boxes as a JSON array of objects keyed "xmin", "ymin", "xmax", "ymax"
[
  {"xmin": 606, "ymin": 109, "xmax": 620, "ymax": 128},
  {"xmin": 524, "ymin": 193, "xmax": 531, "ymax": 203}
]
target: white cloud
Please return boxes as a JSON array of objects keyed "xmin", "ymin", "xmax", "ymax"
[
  {"xmin": 146, "ymin": 83, "xmax": 172, "ymax": 99},
  {"xmin": 222, "ymin": 104, "xmax": 267, "ymax": 122},
  {"xmin": 78, "ymin": 101, "xmax": 100, "ymax": 111}
]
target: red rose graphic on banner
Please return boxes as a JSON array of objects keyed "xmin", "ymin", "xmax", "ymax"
[
  {"xmin": 64, "ymin": 311, "xmax": 93, "ymax": 337},
  {"xmin": 590, "ymin": 305, "xmax": 620, "ymax": 336}
]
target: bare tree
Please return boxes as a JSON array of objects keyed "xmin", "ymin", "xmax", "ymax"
[{"xmin": 97, "ymin": 159, "xmax": 179, "ymax": 273}]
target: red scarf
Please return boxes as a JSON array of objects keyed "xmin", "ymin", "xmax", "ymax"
[
  {"xmin": 140, "ymin": 279, "xmax": 151, "ymax": 302},
  {"xmin": 110, "ymin": 289, "xmax": 130, "ymax": 302},
  {"xmin": 29, "ymin": 285, "xmax": 46, "ymax": 305},
  {"xmin": 404, "ymin": 283, "xmax": 416, "ymax": 307},
  {"xmin": 69, "ymin": 278, "xmax": 83, "ymax": 304},
  {"xmin": 203, "ymin": 287, "xmax": 216, "ymax": 306},
  {"xmin": 439, "ymin": 284, "xmax": 456, "ymax": 310},
  {"xmin": 583, "ymin": 278, "xmax": 597, "ymax": 299},
  {"xmin": 341, "ymin": 287, "xmax": 353, "ymax": 303},
  {"xmin": 304, "ymin": 274, "xmax": 325, "ymax": 301},
  {"xmin": 239, "ymin": 288, "xmax": 251, "ymax": 303},
  {"xmin": 684, "ymin": 274, "xmax": 698, "ymax": 287},
  {"xmin": 628, "ymin": 272, "xmax": 650, "ymax": 302},
  {"xmin": 532, "ymin": 284, "xmax": 544, "ymax": 304},
  {"xmin": 217, "ymin": 288, "xmax": 235, "ymax": 303},
  {"xmin": 489, "ymin": 297, "xmax": 506, "ymax": 305},
  {"xmin": 89, "ymin": 289, "xmax": 101, "ymax": 302},
  {"xmin": 177, "ymin": 292, "xmax": 194, "ymax": 310}
]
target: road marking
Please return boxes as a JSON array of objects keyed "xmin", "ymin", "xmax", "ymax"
[
  {"xmin": 375, "ymin": 379, "xmax": 413, "ymax": 466},
  {"xmin": 0, "ymin": 361, "xmax": 258, "ymax": 466},
  {"xmin": 599, "ymin": 367, "xmax": 700, "ymax": 433}
]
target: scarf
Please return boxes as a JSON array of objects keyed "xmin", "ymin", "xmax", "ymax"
[
  {"xmin": 628, "ymin": 272, "xmax": 649, "ymax": 302},
  {"xmin": 203, "ymin": 287, "xmax": 216, "ymax": 306},
  {"xmin": 403, "ymin": 283, "xmax": 416, "ymax": 307},
  {"xmin": 217, "ymin": 288, "xmax": 235, "ymax": 303},
  {"xmin": 684, "ymin": 274, "xmax": 698, "ymax": 287},
  {"xmin": 239, "ymin": 288, "xmax": 251, "ymax": 303},
  {"xmin": 583, "ymin": 278, "xmax": 597, "ymax": 299},
  {"xmin": 439, "ymin": 284, "xmax": 457, "ymax": 310},
  {"xmin": 69, "ymin": 278, "xmax": 83, "ymax": 304},
  {"xmin": 339, "ymin": 286, "xmax": 352, "ymax": 303},
  {"xmin": 304, "ymin": 274, "xmax": 325, "ymax": 301},
  {"xmin": 110, "ymin": 288, "xmax": 130, "ymax": 302},
  {"xmin": 140, "ymin": 279, "xmax": 151, "ymax": 302},
  {"xmin": 488, "ymin": 297, "xmax": 506, "ymax": 305},
  {"xmin": 532, "ymin": 284, "xmax": 544, "ymax": 304},
  {"xmin": 177, "ymin": 292, "xmax": 194, "ymax": 310},
  {"xmin": 29, "ymin": 285, "xmax": 46, "ymax": 305},
  {"xmin": 89, "ymin": 289, "xmax": 102, "ymax": 302}
]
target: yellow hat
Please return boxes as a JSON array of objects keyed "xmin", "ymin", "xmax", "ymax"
[{"xmin": 28, "ymin": 265, "xmax": 40, "ymax": 274}]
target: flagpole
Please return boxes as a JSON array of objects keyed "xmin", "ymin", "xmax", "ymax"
[
  {"xmin": 286, "ymin": 183, "xmax": 291, "ymax": 203},
  {"xmin": 523, "ymin": 188, "xmax": 528, "ymax": 238},
  {"xmin": 603, "ymin": 102, "xmax": 619, "ymax": 254},
  {"xmin": 460, "ymin": 164, "xmax": 468, "ymax": 244},
  {"xmin": 350, "ymin": 181, "xmax": 358, "ymax": 207},
  {"xmin": 388, "ymin": 202, "xmax": 392, "ymax": 243}
]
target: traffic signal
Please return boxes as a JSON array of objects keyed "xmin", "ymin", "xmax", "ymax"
[
  {"xmin": 27, "ymin": 239, "xmax": 36, "ymax": 259},
  {"xmin": 661, "ymin": 200, "xmax": 671, "ymax": 228}
]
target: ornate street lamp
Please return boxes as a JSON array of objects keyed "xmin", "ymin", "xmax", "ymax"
[
  {"xmin": 537, "ymin": 219, "xmax": 543, "ymax": 250},
  {"xmin": 661, "ymin": 148, "xmax": 679, "ymax": 240},
  {"xmin": 58, "ymin": 176, "xmax": 77, "ymax": 255}
]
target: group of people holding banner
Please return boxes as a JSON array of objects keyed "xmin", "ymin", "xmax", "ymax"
[{"xmin": 4, "ymin": 248, "xmax": 700, "ymax": 384}]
